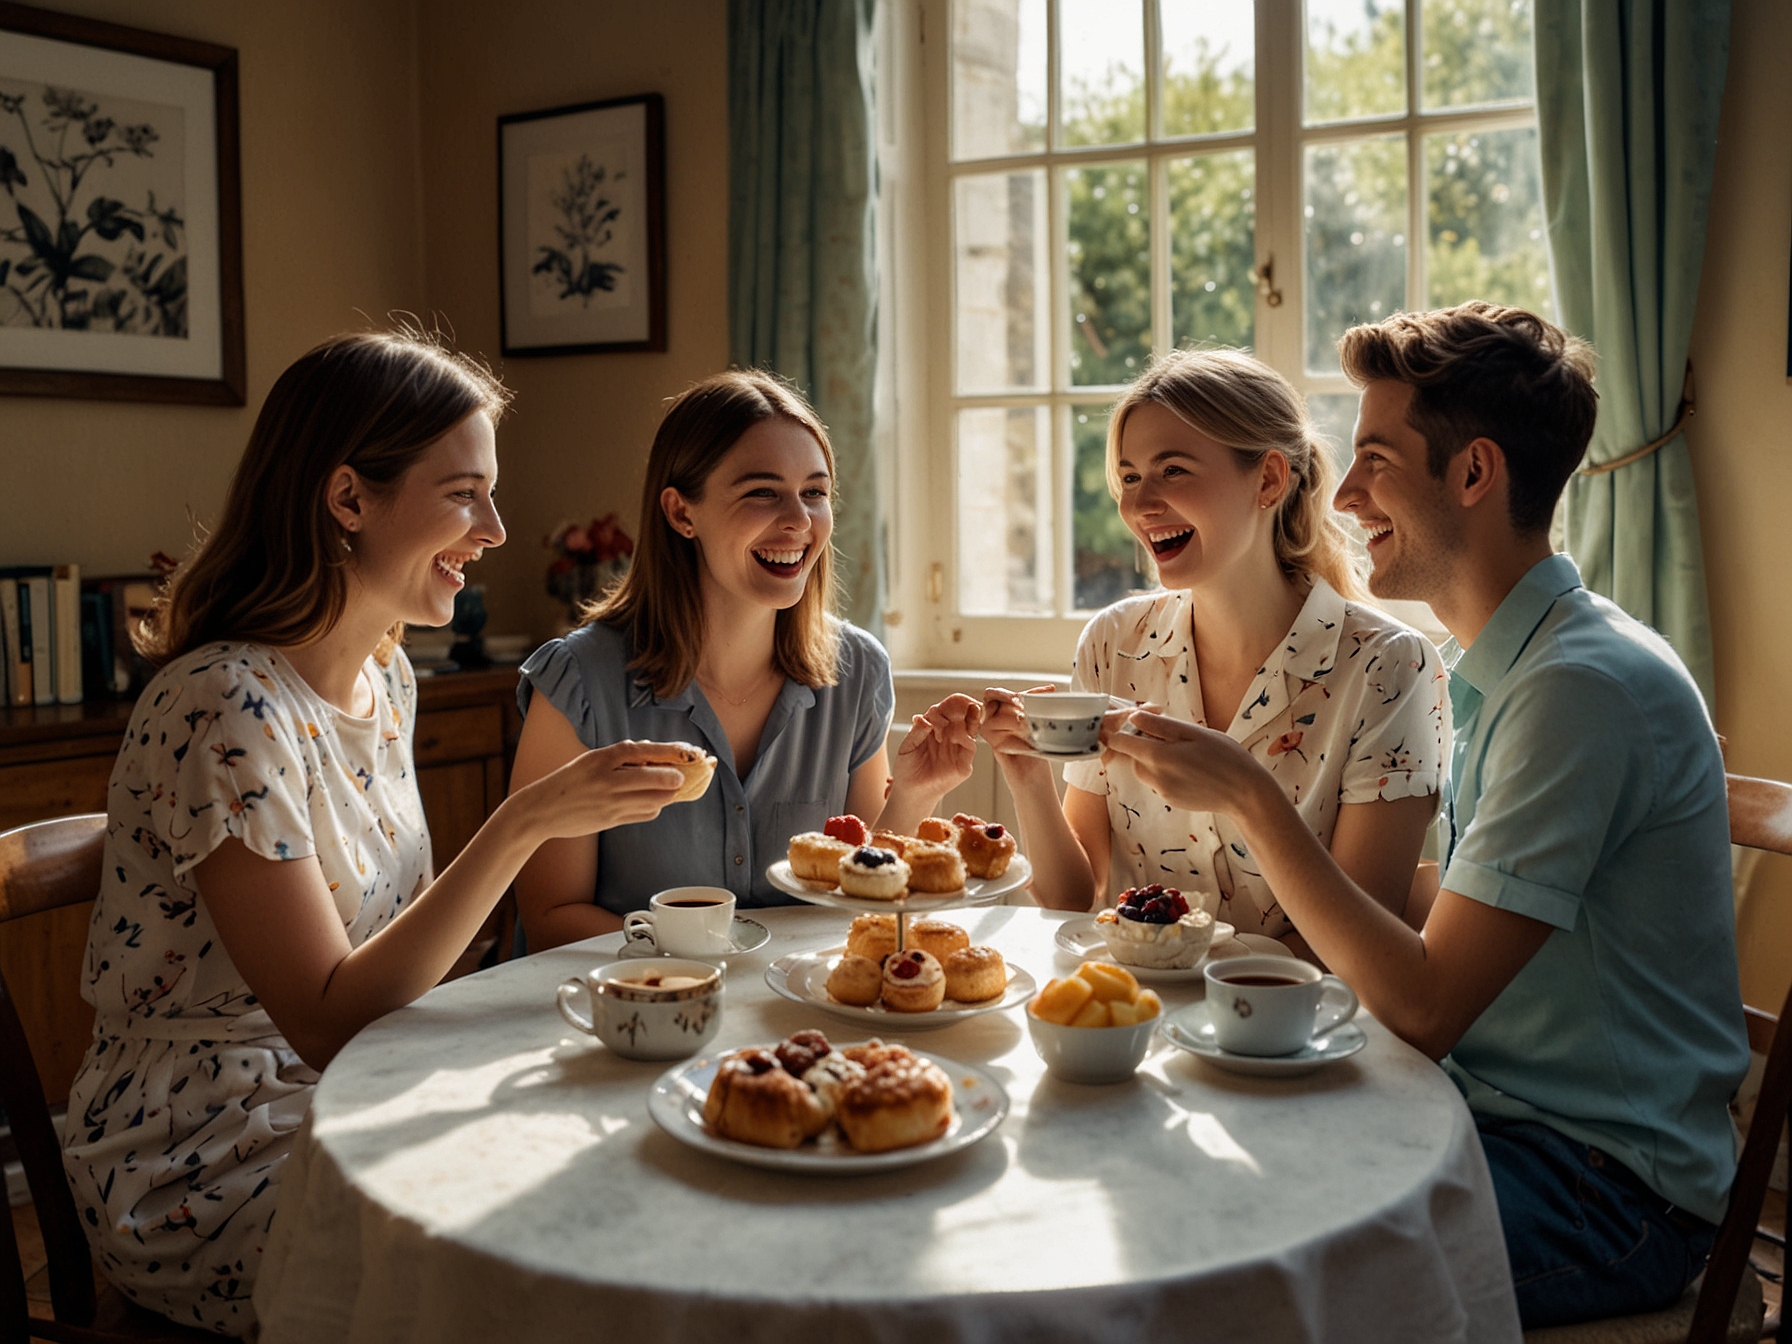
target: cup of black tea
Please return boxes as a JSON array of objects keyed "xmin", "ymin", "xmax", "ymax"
[
  {"xmin": 1202, "ymin": 955, "xmax": 1358, "ymax": 1056},
  {"xmin": 623, "ymin": 887, "xmax": 736, "ymax": 958}
]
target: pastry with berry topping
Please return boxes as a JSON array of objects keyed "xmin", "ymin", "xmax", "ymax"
[
  {"xmin": 880, "ymin": 948, "xmax": 946, "ymax": 1012},
  {"xmin": 788, "ymin": 831, "xmax": 853, "ymax": 883},
  {"xmin": 823, "ymin": 814, "xmax": 870, "ymax": 847},
  {"xmin": 952, "ymin": 812, "xmax": 1017, "ymax": 879},
  {"xmin": 1094, "ymin": 884, "xmax": 1218, "ymax": 968},
  {"xmin": 837, "ymin": 845, "xmax": 910, "ymax": 899}
]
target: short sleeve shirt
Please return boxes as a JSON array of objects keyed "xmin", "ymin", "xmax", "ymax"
[
  {"xmin": 518, "ymin": 619, "xmax": 894, "ymax": 914},
  {"xmin": 83, "ymin": 642, "xmax": 431, "ymax": 1035},
  {"xmin": 1438, "ymin": 554, "xmax": 1748, "ymax": 1225},
  {"xmin": 1062, "ymin": 579, "xmax": 1448, "ymax": 935}
]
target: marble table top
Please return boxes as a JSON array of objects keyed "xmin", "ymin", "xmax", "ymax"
[{"xmin": 255, "ymin": 905, "xmax": 1520, "ymax": 1344}]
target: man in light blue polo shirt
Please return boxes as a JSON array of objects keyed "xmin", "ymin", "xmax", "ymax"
[{"xmin": 1105, "ymin": 302, "xmax": 1748, "ymax": 1330}]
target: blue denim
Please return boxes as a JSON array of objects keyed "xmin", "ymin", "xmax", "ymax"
[{"xmin": 1478, "ymin": 1116, "xmax": 1718, "ymax": 1329}]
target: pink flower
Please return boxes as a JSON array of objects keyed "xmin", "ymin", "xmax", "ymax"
[{"xmin": 1268, "ymin": 731, "xmax": 1304, "ymax": 757}]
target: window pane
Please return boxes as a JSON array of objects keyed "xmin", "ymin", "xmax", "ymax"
[
  {"xmin": 1161, "ymin": 0, "xmax": 1254, "ymax": 136},
  {"xmin": 1169, "ymin": 150, "xmax": 1256, "ymax": 350},
  {"xmin": 1072, "ymin": 403, "xmax": 1149, "ymax": 612},
  {"xmin": 1422, "ymin": 0, "xmax": 1535, "ymax": 110},
  {"xmin": 1067, "ymin": 161, "xmax": 1150, "ymax": 386},
  {"xmin": 955, "ymin": 170, "xmax": 1050, "ymax": 394},
  {"xmin": 958, "ymin": 406, "xmax": 1054, "ymax": 615},
  {"xmin": 1426, "ymin": 126, "xmax": 1553, "ymax": 317},
  {"xmin": 1305, "ymin": 391, "xmax": 1362, "ymax": 473},
  {"xmin": 1304, "ymin": 135, "xmax": 1407, "ymax": 375},
  {"xmin": 952, "ymin": 0, "xmax": 1047, "ymax": 159},
  {"xmin": 1060, "ymin": 0, "xmax": 1144, "ymax": 146},
  {"xmin": 1305, "ymin": 0, "xmax": 1406, "ymax": 124}
]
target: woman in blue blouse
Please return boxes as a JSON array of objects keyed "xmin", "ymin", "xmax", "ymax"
[{"xmin": 509, "ymin": 371, "xmax": 968, "ymax": 949}]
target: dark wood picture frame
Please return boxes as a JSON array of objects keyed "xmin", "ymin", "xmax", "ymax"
[
  {"xmin": 0, "ymin": 2, "xmax": 244, "ymax": 404},
  {"xmin": 498, "ymin": 92, "xmax": 666, "ymax": 357}
]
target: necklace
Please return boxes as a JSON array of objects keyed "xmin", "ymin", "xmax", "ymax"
[{"xmin": 696, "ymin": 666, "xmax": 777, "ymax": 708}]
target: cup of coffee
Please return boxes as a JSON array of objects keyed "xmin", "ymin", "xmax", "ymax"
[
  {"xmin": 622, "ymin": 887, "xmax": 736, "ymax": 958},
  {"xmin": 1019, "ymin": 691, "xmax": 1114, "ymax": 753},
  {"xmin": 556, "ymin": 959, "xmax": 724, "ymax": 1061},
  {"xmin": 1202, "ymin": 955, "xmax": 1358, "ymax": 1057}
]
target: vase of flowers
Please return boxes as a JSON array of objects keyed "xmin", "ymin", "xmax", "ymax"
[{"xmin": 546, "ymin": 513, "xmax": 634, "ymax": 626}]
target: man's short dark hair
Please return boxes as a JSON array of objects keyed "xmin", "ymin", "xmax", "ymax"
[{"xmin": 1337, "ymin": 302, "xmax": 1599, "ymax": 534}]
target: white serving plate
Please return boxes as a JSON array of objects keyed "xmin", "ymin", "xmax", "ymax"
[
  {"xmin": 766, "ymin": 853, "xmax": 1032, "ymax": 914},
  {"xmin": 1160, "ymin": 1001, "xmax": 1368, "ymax": 1077},
  {"xmin": 1054, "ymin": 914, "xmax": 1299, "ymax": 983},
  {"xmin": 765, "ymin": 948, "xmax": 1036, "ymax": 1029},
  {"xmin": 647, "ymin": 1045, "xmax": 1010, "ymax": 1173}
]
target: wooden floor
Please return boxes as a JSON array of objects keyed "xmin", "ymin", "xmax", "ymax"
[{"xmin": 11, "ymin": 1191, "xmax": 1787, "ymax": 1328}]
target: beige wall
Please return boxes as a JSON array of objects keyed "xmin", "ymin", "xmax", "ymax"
[
  {"xmin": 1689, "ymin": 0, "xmax": 1792, "ymax": 1010},
  {"xmin": 0, "ymin": 0, "xmax": 426, "ymax": 575},
  {"xmin": 415, "ymin": 0, "xmax": 730, "ymax": 643}
]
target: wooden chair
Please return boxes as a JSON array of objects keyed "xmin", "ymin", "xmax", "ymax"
[
  {"xmin": 0, "ymin": 814, "xmax": 214, "ymax": 1343},
  {"xmin": 1525, "ymin": 773, "xmax": 1792, "ymax": 1343}
]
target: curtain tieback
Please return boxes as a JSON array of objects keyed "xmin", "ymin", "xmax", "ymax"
[{"xmin": 1579, "ymin": 363, "xmax": 1696, "ymax": 476}]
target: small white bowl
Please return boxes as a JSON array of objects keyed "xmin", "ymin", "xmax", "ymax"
[{"xmin": 1027, "ymin": 1007, "xmax": 1159, "ymax": 1084}]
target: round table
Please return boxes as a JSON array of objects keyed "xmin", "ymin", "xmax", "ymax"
[{"xmin": 253, "ymin": 906, "xmax": 1520, "ymax": 1344}]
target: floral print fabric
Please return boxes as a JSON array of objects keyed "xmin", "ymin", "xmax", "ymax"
[
  {"xmin": 62, "ymin": 642, "xmax": 430, "ymax": 1336},
  {"xmin": 1061, "ymin": 580, "xmax": 1448, "ymax": 938}
]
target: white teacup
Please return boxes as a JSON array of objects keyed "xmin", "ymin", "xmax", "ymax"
[
  {"xmin": 1202, "ymin": 955, "xmax": 1359, "ymax": 1057},
  {"xmin": 556, "ymin": 959, "xmax": 724, "ymax": 1061},
  {"xmin": 622, "ymin": 887, "xmax": 736, "ymax": 958},
  {"xmin": 1020, "ymin": 692, "xmax": 1114, "ymax": 753}
]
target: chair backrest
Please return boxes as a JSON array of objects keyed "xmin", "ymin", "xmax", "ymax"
[
  {"xmin": 1688, "ymin": 775, "xmax": 1792, "ymax": 1342},
  {"xmin": 0, "ymin": 813, "xmax": 106, "ymax": 1330}
]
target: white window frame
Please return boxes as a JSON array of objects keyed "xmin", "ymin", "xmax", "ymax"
[{"xmin": 882, "ymin": 0, "xmax": 1537, "ymax": 672}]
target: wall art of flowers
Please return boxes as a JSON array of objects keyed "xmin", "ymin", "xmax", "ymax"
[{"xmin": 0, "ymin": 80, "xmax": 187, "ymax": 336}]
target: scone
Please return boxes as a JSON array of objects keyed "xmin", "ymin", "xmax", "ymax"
[
  {"xmin": 845, "ymin": 913, "xmax": 898, "ymax": 963},
  {"xmin": 953, "ymin": 813, "xmax": 1018, "ymax": 879},
  {"xmin": 870, "ymin": 829, "xmax": 913, "ymax": 858},
  {"xmin": 943, "ymin": 945, "xmax": 1007, "ymax": 1002},
  {"xmin": 908, "ymin": 918, "xmax": 970, "ymax": 961},
  {"xmin": 703, "ymin": 1048, "xmax": 831, "ymax": 1149},
  {"xmin": 634, "ymin": 741, "xmax": 717, "ymax": 803},
  {"xmin": 837, "ymin": 846, "xmax": 909, "ymax": 899},
  {"xmin": 789, "ymin": 832, "xmax": 852, "ymax": 883},
  {"xmin": 880, "ymin": 948, "xmax": 946, "ymax": 1012},
  {"xmin": 904, "ymin": 842, "xmax": 967, "ymax": 893},
  {"xmin": 835, "ymin": 1045, "xmax": 954, "ymax": 1153},
  {"xmin": 826, "ymin": 954, "xmax": 884, "ymax": 1006},
  {"xmin": 915, "ymin": 817, "xmax": 959, "ymax": 846}
]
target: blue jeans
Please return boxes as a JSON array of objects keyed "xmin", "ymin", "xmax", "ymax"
[{"xmin": 1477, "ymin": 1116, "xmax": 1718, "ymax": 1329}]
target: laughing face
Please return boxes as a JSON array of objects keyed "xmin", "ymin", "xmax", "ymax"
[
  {"xmin": 1114, "ymin": 401, "xmax": 1276, "ymax": 591},
  {"xmin": 1333, "ymin": 380, "xmax": 1460, "ymax": 602},
  {"xmin": 351, "ymin": 411, "xmax": 505, "ymax": 628},
  {"xmin": 669, "ymin": 416, "xmax": 832, "ymax": 612}
]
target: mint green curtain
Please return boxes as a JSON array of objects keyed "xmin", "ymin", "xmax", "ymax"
[
  {"xmin": 1535, "ymin": 0, "xmax": 1730, "ymax": 707},
  {"xmin": 728, "ymin": 0, "xmax": 883, "ymax": 632}
]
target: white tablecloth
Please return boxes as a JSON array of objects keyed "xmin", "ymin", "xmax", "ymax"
[{"xmin": 254, "ymin": 906, "xmax": 1520, "ymax": 1344}]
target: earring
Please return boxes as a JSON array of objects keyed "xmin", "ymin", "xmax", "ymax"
[{"xmin": 341, "ymin": 533, "xmax": 353, "ymax": 553}]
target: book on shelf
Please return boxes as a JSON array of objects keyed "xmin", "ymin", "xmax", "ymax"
[
  {"xmin": 0, "ymin": 563, "xmax": 94, "ymax": 707},
  {"xmin": 0, "ymin": 579, "xmax": 21, "ymax": 706}
]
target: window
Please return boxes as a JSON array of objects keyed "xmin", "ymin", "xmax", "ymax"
[{"xmin": 903, "ymin": 0, "xmax": 1549, "ymax": 669}]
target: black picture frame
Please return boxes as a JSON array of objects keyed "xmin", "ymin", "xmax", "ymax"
[
  {"xmin": 497, "ymin": 92, "xmax": 666, "ymax": 357},
  {"xmin": 0, "ymin": 1, "xmax": 244, "ymax": 404}
]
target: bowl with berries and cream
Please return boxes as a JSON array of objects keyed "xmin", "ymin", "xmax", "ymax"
[{"xmin": 1094, "ymin": 885, "xmax": 1216, "ymax": 969}]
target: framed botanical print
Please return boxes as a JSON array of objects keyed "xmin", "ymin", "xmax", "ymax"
[
  {"xmin": 0, "ymin": 2, "xmax": 244, "ymax": 403},
  {"xmin": 498, "ymin": 92, "xmax": 666, "ymax": 357}
]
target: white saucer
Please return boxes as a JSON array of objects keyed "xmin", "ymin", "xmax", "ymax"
[
  {"xmin": 619, "ymin": 916, "xmax": 771, "ymax": 960},
  {"xmin": 766, "ymin": 948, "xmax": 1036, "ymax": 1029},
  {"xmin": 1013, "ymin": 743, "xmax": 1102, "ymax": 762},
  {"xmin": 1054, "ymin": 914, "xmax": 1294, "ymax": 983},
  {"xmin": 766, "ymin": 854, "xmax": 1032, "ymax": 914},
  {"xmin": 1160, "ymin": 1000, "xmax": 1367, "ymax": 1077}
]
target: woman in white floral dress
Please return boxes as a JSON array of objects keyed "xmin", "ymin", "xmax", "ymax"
[
  {"xmin": 918, "ymin": 350, "xmax": 1447, "ymax": 955},
  {"xmin": 62, "ymin": 332, "xmax": 698, "ymax": 1335}
]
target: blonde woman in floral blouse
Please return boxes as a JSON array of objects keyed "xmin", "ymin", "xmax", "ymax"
[
  {"xmin": 923, "ymin": 350, "xmax": 1448, "ymax": 955},
  {"xmin": 61, "ymin": 332, "xmax": 696, "ymax": 1336}
]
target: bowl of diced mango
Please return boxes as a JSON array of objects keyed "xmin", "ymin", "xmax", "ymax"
[{"xmin": 1026, "ymin": 962, "xmax": 1163, "ymax": 1084}]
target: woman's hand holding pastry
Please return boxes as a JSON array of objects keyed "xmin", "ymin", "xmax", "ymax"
[
  {"xmin": 1101, "ymin": 711, "xmax": 1263, "ymax": 816},
  {"xmin": 522, "ymin": 740, "xmax": 694, "ymax": 841}
]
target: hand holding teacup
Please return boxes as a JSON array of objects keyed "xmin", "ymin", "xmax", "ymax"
[{"xmin": 1102, "ymin": 708, "xmax": 1262, "ymax": 813}]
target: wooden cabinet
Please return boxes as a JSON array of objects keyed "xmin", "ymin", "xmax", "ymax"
[{"xmin": 0, "ymin": 668, "xmax": 522, "ymax": 1105}]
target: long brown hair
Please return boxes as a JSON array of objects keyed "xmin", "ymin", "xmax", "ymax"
[
  {"xmin": 1107, "ymin": 348, "xmax": 1364, "ymax": 600},
  {"xmin": 139, "ymin": 328, "xmax": 511, "ymax": 666},
  {"xmin": 586, "ymin": 370, "xmax": 840, "ymax": 696}
]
